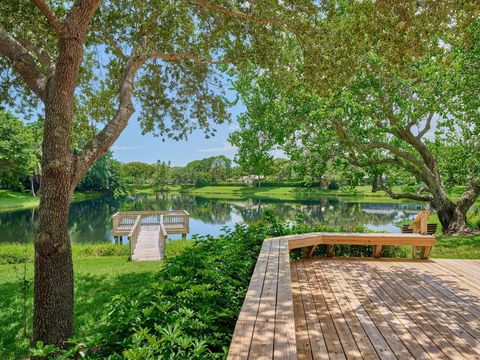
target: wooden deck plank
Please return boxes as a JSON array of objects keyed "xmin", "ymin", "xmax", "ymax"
[
  {"xmin": 320, "ymin": 261, "xmax": 382, "ymax": 360},
  {"xmin": 326, "ymin": 261, "xmax": 397, "ymax": 360},
  {"xmin": 311, "ymin": 261, "xmax": 362, "ymax": 359},
  {"xmin": 398, "ymin": 261, "xmax": 480, "ymax": 320},
  {"xmin": 295, "ymin": 261, "xmax": 329, "ymax": 360},
  {"xmin": 303, "ymin": 259, "xmax": 345, "ymax": 360},
  {"xmin": 291, "ymin": 262, "xmax": 313, "ymax": 360},
  {"xmin": 371, "ymin": 261, "xmax": 480, "ymax": 357},
  {"xmin": 237, "ymin": 240, "xmax": 272, "ymax": 322},
  {"xmin": 347, "ymin": 261, "xmax": 448, "ymax": 359},
  {"xmin": 359, "ymin": 262, "xmax": 466, "ymax": 359},
  {"xmin": 391, "ymin": 261, "xmax": 480, "ymax": 340},
  {"xmin": 336, "ymin": 259, "xmax": 427, "ymax": 360}
]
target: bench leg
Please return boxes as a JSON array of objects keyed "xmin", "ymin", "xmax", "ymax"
[
  {"xmin": 373, "ymin": 245, "xmax": 383, "ymax": 258},
  {"xmin": 421, "ymin": 246, "xmax": 432, "ymax": 259},
  {"xmin": 308, "ymin": 245, "xmax": 318, "ymax": 258},
  {"xmin": 326, "ymin": 245, "xmax": 334, "ymax": 257}
]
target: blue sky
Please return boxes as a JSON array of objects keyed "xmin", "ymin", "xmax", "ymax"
[{"xmin": 111, "ymin": 100, "xmax": 243, "ymax": 166}]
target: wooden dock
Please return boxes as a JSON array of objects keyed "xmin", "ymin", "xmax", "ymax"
[
  {"xmin": 112, "ymin": 210, "xmax": 189, "ymax": 261},
  {"xmin": 227, "ymin": 233, "xmax": 480, "ymax": 359}
]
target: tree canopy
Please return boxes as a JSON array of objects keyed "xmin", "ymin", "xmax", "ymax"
[{"xmin": 231, "ymin": 1, "xmax": 480, "ymax": 233}]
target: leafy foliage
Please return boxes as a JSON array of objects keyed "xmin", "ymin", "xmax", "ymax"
[
  {"xmin": 0, "ymin": 111, "xmax": 37, "ymax": 189},
  {"xmin": 77, "ymin": 151, "xmax": 125, "ymax": 195}
]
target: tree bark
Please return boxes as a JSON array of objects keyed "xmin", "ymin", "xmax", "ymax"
[
  {"xmin": 33, "ymin": 128, "xmax": 74, "ymax": 347},
  {"xmin": 436, "ymin": 203, "xmax": 468, "ymax": 234},
  {"xmin": 33, "ymin": 32, "xmax": 79, "ymax": 347},
  {"xmin": 30, "ymin": 175, "xmax": 36, "ymax": 197}
]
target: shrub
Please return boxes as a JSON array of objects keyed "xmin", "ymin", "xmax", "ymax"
[
  {"xmin": 0, "ymin": 243, "xmax": 131, "ymax": 265},
  {"xmin": 75, "ymin": 223, "xmax": 270, "ymax": 359},
  {"xmin": 327, "ymin": 180, "xmax": 340, "ymax": 190}
]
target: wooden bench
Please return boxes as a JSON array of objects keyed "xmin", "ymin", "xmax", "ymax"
[
  {"xmin": 287, "ymin": 232, "xmax": 436, "ymax": 259},
  {"xmin": 402, "ymin": 223, "xmax": 437, "ymax": 235}
]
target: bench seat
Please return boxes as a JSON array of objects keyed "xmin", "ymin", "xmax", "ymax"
[{"xmin": 286, "ymin": 232, "xmax": 436, "ymax": 259}]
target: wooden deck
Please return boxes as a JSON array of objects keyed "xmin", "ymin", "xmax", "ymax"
[
  {"xmin": 228, "ymin": 233, "xmax": 480, "ymax": 360},
  {"xmin": 293, "ymin": 258, "xmax": 480, "ymax": 360}
]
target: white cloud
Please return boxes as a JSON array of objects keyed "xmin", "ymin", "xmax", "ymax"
[{"xmin": 197, "ymin": 142, "xmax": 237, "ymax": 154}]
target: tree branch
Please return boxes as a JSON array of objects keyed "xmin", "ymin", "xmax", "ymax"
[
  {"xmin": 0, "ymin": 27, "xmax": 47, "ymax": 101},
  {"xmin": 72, "ymin": 40, "xmax": 145, "ymax": 185},
  {"xmin": 31, "ymin": 0, "xmax": 63, "ymax": 35},
  {"xmin": 457, "ymin": 177, "xmax": 480, "ymax": 213},
  {"xmin": 150, "ymin": 51, "xmax": 231, "ymax": 65},
  {"xmin": 15, "ymin": 37, "xmax": 55, "ymax": 75},
  {"xmin": 65, "ymin": 0, "xmax": 101, "ymax": 36},
  {"xmin": 72, "ymin": 43, "xmax": 230, "ymax": 185},
  {"xmin": 417, "ymin": 111, "xmax": 434, "ymax": 140},
  {"xmin": 372, "ymin": 176, "xmax": 434, "ymax": 202}
]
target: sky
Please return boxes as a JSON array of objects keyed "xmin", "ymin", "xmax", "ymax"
[{"xmin": 111, "ymin": 99, "xmax": 243, "ymax": 167}]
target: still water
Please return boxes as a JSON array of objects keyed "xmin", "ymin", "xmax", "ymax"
[{"xmin": 0, "ymin": 193, "xmax": 426, "ymax": 243}]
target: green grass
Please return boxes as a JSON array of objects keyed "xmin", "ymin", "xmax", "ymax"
[
  {"xmin": 431, "ymin": 235, "xmax": 480, "ymax": 259},
  {"xmin": 0, "ymin": 190, "xmax": 102, "ymax": 212},
  {"xmin": 126, "ymin": 184, "xmax": 476, "ymax": 203},
  {"xmin": 185, "ymin": 185, "xmax": 409, "ymax": 202},
  {"xmin": 0, "ymin": 240, "xmax": 192, "ymax": 358}
]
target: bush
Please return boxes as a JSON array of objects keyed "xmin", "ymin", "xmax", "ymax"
[
  {"xmin": 327, "ymin": 180, "xmax": 340, "ymax": 190},
  {"xmin": 74, "ymin": 223, "xmax": 270, "ymax": 359},
  {"xmin": 0, "ymin": 244, "xmax": 32, "ymax": 264}
]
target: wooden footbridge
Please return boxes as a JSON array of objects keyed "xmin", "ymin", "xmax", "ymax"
[{"xmin": 112, "ymin": 210, "xmax": 189, "ymax": 261}]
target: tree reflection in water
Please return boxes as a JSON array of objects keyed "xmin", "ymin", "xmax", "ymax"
[{"xmin": 0, "ymin": 193, "xmax": 425, "ymax": 244}]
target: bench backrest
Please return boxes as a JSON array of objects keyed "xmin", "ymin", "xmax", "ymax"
[{"xmin": 402, "ymin": 223, "xmax": 437, "ymax": 235}]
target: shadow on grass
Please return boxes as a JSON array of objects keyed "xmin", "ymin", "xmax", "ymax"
[{"xmin": 0, "ymin": 269, "xmax": 159, "ymax": 358}]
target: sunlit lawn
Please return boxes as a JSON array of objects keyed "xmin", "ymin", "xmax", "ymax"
[
  {"xmin": 0, "ymin": 190, "xmax": 102, "ymax": 211},
  {"xmin": 0, "ymin": 240, "xmax": 192, "ymax": 359}
]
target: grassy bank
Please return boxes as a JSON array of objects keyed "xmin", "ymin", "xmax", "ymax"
[
  {"xmin": 129, "ymin": 184, "xmax": 476, "ymax": 203},
  {"xmin": 0, "ymin": 240, "xmax": 192, "ymax": 358},
  {"xmin": 0, "ymin": 190, "xmax": 102, "ymax": 212}
]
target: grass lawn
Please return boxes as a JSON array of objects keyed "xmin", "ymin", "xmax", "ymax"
[
  {"xmin": 0, "ymin": 240, "xmax": 192, "ymax": 359},
  {"xmin": 185, "ymin": 185, "xmax": 401, "ymax": 202},
  {"xmin": 0, "ymin": 190, "xmax": 102, "ymax": 212},
  {"xmin": 431, "ymin": 235, "xmax": 480, "ymax": 259},
  {"xmin": 128, "ymin": 184, "xmax": 476, "ymax": 203}
]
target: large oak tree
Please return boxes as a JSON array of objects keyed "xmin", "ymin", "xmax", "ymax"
[
  {"xmin": 0, "ymin": 0, "xmax": 312, "ymax": 348},
  {"xmin": 232, "ymin": 1, "xmax": 480, "ymax": 234}
]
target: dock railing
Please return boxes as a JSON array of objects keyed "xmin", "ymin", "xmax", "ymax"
[
  {"xmin": 112, "ymin": 210, "xmax": 190, "ymax": 259},
  {"xmin": 128, "ymin": 215, "xmax": 142, "ymax": 258}
]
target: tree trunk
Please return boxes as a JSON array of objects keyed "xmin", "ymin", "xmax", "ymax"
[
  {"xmin": 33, "ymin": 113, "xmax": 74, "ymax": 347},
  {"xmin": 30, "ymin": 175, "xmax": 36, "ymax": 197},
  {"xmin": 33, "ymin": 34, "xmax": 77, "ymax": 346},
  {"xmin": 436, "ymin": 203, "xmax": 468, "ymax": 234},
  {"xmin": 34, "ymin": 176, "xmax": 74, "ymax": 347}
]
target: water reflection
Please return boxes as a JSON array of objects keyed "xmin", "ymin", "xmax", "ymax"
[{"xmin": 0, "ymin": 194, "xmax": 425, "ymax": 243}]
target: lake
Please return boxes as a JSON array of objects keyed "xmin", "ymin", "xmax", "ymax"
[{"xmin": 0, "ymin": 193, "xmax": 426, "ymax": 244}]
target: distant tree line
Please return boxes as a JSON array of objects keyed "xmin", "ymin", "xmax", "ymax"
[{"xmin": 0, "ymin": 111, "xmax": 124, "ymax": 196}]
